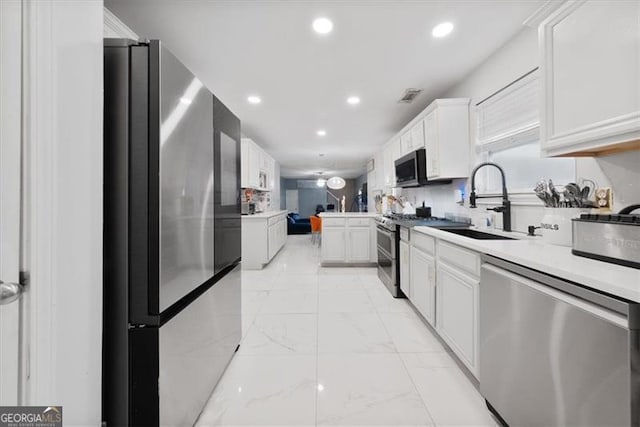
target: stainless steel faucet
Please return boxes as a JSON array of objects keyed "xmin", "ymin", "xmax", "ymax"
[{"xmin": 469, "ymin": 162, "xmax": 512, "ymax": 232}]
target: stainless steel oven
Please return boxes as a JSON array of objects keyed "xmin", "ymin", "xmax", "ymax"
[{"xmin": 376, "ymin": 223, "xmax": 400, "ymax": 297}]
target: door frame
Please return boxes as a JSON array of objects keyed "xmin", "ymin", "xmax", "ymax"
[
  {"xmin": 17, "ymin": 1, "xmax": 104, "ymax": 423},
  {"xmin": 0, "ymin": 0, "xmax": 24, "ymax": 405}
]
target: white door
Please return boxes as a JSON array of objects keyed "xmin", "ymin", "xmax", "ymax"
[
  {"xmin": 0, "ymin": 0, "xmax": 25, "ymax": 405},
  {"xmin": 285, "ymin": 189, "xmax": 299, "ymax": 213},
  {"xmin": 321, "ymin": 228, "xmax": 346, "ymax": 262}
]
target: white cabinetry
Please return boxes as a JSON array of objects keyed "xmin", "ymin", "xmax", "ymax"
[
  {"xmin": 435, "ymin": 240, "xmax": 480, "ymax": 377},
  {"xmin": 347, "ymin": 227, "xmax": 371, "ymax": 262},
  {"xmin": 540, "ymin": 0, "xmax": 640, "ymax": 156},
  {"xmin": 320, "ymin": 216, "xmax": 376, "ymax": 265},
  {"xmin": 383, "ymin": 139, "xmax": 401, "ymax": 190},
  {"xmin": 409, "ymin": 119, "xmax": 425, "ymax": 152},
  {"xmin": 321, "ymin": 227, "xmax": 346, "ymax": 262},
  {"xmin": 241, "ymin": 138, "xmax": 278, "ymax": 191},
  {"xmin": 409, "ymin": 245, "xmax": 436, "ymax": 326},
  {"xmin": 436, "ymin": 262, "xmax": 479, "ymax": 376},
  {"xmin": 241, "ymin": 211, "xmax": 287, "ymax": 269},
  {"xmin": 422, "ymin": 99, "xmax": 470, "ymax": 179},
  {"xmin": 399, "ymin": 240, "xmax": 410, "ymax": 297}
]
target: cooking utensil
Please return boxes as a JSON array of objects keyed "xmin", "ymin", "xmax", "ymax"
[{"xmin": 548, "ymin": 179, "xmax": 561, "ymax": 208}]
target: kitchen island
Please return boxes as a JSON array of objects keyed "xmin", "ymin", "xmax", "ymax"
[{"xmin": 318, "ymin": 212, "xmax": 379, "ymax": 266}]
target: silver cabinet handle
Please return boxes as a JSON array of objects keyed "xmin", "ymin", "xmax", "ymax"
[{"xmin": 0, "ymin": 280, "xmax": 24, "ymax": 306}]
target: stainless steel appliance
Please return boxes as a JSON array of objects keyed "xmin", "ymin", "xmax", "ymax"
[
  {"xmin": 572, "ymin": 204, "xmax": 640, "ymax": 269},
  {"xmin": 480, "ymin": 255, "xmax": 640, "ymax": 426},
  {"xmin": 103, "ymin": 39, "xmax": 241, "ymax": 427},
  {"xmin": 375, "ymin": 213, "xmax": 468, "ymax": 297},
  {"xmin": 241, "ymin": 201, "xmax": 256, "ymax": 215},
  {"xmin": 395, "ymin": 148, "xmax": 428, "ymax": 187}
]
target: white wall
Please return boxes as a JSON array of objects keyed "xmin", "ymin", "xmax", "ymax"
[
  {"xmin": 21, "ymin": 1, "xmax": 104, "ymax": 425},
  {"xmin": 398, "ymin": 26, "xmax": 640, "ymax": 231}
]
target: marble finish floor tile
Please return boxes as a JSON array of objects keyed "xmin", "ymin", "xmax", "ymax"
[
  {"xmin": 318, "ymin": 274, "xmax": 365, "ymax": 292},
  {"xmin": 260, "ymin": 290, "xmax": 318, "ymax": 314},
  {"xmin": 318, "ymin": 313, "xmax": 396, "ymax": 354},
  {"xmin": 367, "ymin": 288, "xmax": 415, "ymax": 314},
  {"xmin": 201, "ymin": 235, "xmax": 495, "ymax": 426},
  {"xmin": 318, "ymin": 291, "xmax": 376, "ymax": 313},
  {"xmin": 271, "ymin": 273, "xmax": 319, "ymax": 291},
  {"xmin": 401, "ymin": 353, "xmax": 497, "ymax": 426},
  {"xmin": 317, "ymin": 353, "xmax": 434, "ymax": 426},
  {"xmin": 196, "ymin": 354, "xmax": 317, "ymax": 426},
  {"xmin": 239, "ymin": 314, "xmax": 317, "ymax": 355},
  {"xmin": 378, "ymin": 311, "xmax": 447, "ymax": 353}
]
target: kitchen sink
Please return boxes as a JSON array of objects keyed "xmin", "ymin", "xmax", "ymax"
[{"xmin": 440, "ymin": 228, "xmax": 515, "ymax": 240}]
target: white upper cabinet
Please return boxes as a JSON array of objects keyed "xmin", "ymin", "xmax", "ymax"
[
  {"xmin": 383, "ymin": 138, "xmax": 401, "ymax": 190},
  {"xmin": 409, "ymin": 119, "xmax": 425, "ymax": 152},
  {"xmin": 422, "ymin": 99, "xmax": 470, "ymax": 180},
  {"xmin": 540, "ymin": 0, "xmax": 640, "ymax": 156},
  {"xmin": 400, "ymin": 131, "xmax": 412, "ymax": 156},
  {"xmin": 241, "ymin": 138, "xmax": 276, "ymax": 191}
]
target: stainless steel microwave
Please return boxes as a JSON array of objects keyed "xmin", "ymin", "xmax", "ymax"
[{"xmin": 395, "ymin": 148, "xmax": 428, "ymax": 187}]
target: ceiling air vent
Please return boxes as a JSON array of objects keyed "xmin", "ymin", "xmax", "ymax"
[{"xmin": 398, "ymin": 88, "xmax": 423, "ymax": 103}]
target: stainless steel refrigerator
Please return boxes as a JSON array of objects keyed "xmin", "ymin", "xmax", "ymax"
[{"xmin": 103, "ymin": 39, "xmax": 241, "ymax": 427}]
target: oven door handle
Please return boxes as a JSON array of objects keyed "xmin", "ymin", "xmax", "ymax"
[
  {"xmin": 377, "ymin": 245, "xmax": 393, "ymax": 260},
  {"xmin": 376, "ymin": 225, "xmax": 394, "ymax": 238}
]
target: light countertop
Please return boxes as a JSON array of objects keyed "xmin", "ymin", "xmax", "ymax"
[
  {"xmin": 241, "ymin": 210, "xmax": 288, "ymax": 220},
  {"xmin": 318, "ymin": 212, "xmax": 380, "ymax": 218},
  {"xmin": 413, "ymin": 226, "xmax": 640, "ymax": 303}
]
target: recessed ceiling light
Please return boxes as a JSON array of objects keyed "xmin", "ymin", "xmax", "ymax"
[
  {"xmin": 317, "ymin": 129, "xmax": 327, "ymax": 136},
  {"xmin": 347, "ymin": 96, "xmax": 360, "ymax": 105},
  {"xmin": 179, "ymin": 97, "xmax": 192, "ymax": 105},
  {"xmin": 247, "ymin": 95, "xmax": 262, "ymax": 104},
  {"xmin": 432, "ymin": 22, "xmax": 454, "ymax": 38},
  {"xmin": 313, "ymin": 17, "xmax": 333, "ymax": 34}
]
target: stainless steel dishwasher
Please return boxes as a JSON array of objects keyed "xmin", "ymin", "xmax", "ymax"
[{"xmin": 480, "ymin": 255, "xmax": 640, "ymax": 426}]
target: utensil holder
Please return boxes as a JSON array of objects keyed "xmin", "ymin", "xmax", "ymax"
[{"xmin": 540, "ymin": 208, "xmax": 590, "ymax": 247}]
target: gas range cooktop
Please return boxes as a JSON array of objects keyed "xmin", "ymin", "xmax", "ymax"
[{"xmin": 375, "ymin": 213, "xmax": 469, "ymax": 231}]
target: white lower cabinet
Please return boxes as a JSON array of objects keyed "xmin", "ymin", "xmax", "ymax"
[
  {"xmin": 399, "ymin": 240, "xmax": 410, "ymax": 297},
  {"xmin": 436, "ymin": 262, "xmax": 479, "ymax": 376},
  {"xmin": 320, "ymin": 216, "xmax": 376, "ymax": 265},
  {"xmin": 321, "ymin": 227, "xmax": 346, "ymax": 262},
  {"xmin": 347, "ymin": 227, "xmax": 370, "ymax": 262},
  {"xmin": 409, "ymin": 246, "xmax": 436, "ymax": 326},
  {"xmin": 241, "ymin": 211, "xmax": 287, "ymax": 269}
]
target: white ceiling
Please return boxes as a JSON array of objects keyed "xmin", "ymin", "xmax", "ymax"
[{"xmin": 106, "ymin": 0, "xmax": 543, "ymax": 179}]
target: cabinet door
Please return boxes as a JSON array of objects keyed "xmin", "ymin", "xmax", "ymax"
[
  {"xmin": 541, "ymin": 0, "xmax": 640, "ymax": 156},
  {"xmin": 436, "ymin": 262, "xmax": 478, "ymax": 376},
  {"xmin": 423, "ymin": 110, "xmax": 440, "ymax": 178},
  {"xmin": 347, "ymin": 227, "xmax": 370, "ymax": 262},
  {"xmin": 241, "ymin": 140, "xmax": 249, "ymax": 188},
  {"xmin": 399, "ymin": 240, "xmax": 410, "ymax": 297},
  {"xmin": 383, "ymin": 145, "xmax": 393, "ymax": 188},
  {"xmin": 248, "ymin": 143, "xmax": 260, "ymax": 188},
  {"xmin": 268, "ymin": 223, "xmax": 277, "ymax": 260},
  {"xmin": 374, "ymin": 152, "xmax": 384, "ymax": 191},
  {"xmin": 409, "ymin": 246, "xmax": 436, "ymax": 326},
  {"xmin": 321, "ymin": 227, "xmax": 346, "ymax": 262},
  {"xmin": 400, "ymin": 131, "xmax": 412, "ymax": 155},
  {"xmin": 410, "ymin": 119, "xmax": 425, "ymax": 151}
]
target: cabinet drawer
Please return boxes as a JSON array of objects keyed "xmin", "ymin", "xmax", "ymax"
[
  {"xmin": 267, "ymin": 215, "xmax": 283, "ymax": 226},
  {"xmin": 322, "ymin": 217, "xmax": 345, "ymax": 227},
  {"xmin": 438, "ymin": 241, "xmax": 480, "ymax": 277},
  {"xmin": 411, "ymin": 232, "xmax": 435, "ymax": 255},
  {"xmin": 347, "ymin": 218, "xmax": 370, "ymax": 227}
]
